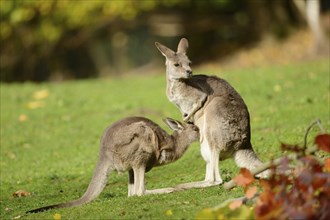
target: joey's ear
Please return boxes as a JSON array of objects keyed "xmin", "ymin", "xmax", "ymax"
[
  {"xmin": 163, "ymin": 118, "xmax": 183, "ymax": 131},
  {"xmin": 177, "ymin": 38, "xmax": 189, "ymax": 54},
  {"xmin": 155, "ymin": 42, "xmax": 175, "ymax": 58}
]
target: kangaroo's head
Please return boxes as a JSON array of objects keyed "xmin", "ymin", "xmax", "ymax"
[
  {"xmin": 155, "ymin": 38, "xmax": 192, "ymax": 80},
  {"xmin": 158, "ymin": 117, "xmax": 199, "ymax": 164},
  {"xmin": 163, "ymin": 117, "xmax": 199, "ymax": 143}
]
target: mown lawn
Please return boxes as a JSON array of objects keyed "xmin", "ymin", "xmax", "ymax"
[{"xmin": 1, "ymin": 59, "xmax": 329, "ymax": 219}]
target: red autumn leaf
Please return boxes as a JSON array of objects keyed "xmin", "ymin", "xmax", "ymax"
[
  {"xmin": 296, "ymin": 170, "xmax": 313, "ymax": 191},
  {"xmin": 233, "ymin": 168, "xmax": 254, "ymax": 191},
  {"xmin": 315, "ymin": 134, "xmax": 330, "ymax": 153},
  {"xmin": 254, "ymin": 134, "xmax": 330, "ymax": 220},
  {"xmin": 255, "ymin": 191, "xmax": 284, "ymax": 219},
  {"xmin": 281, "ymin": 143, "xmax": 304, "ymax": 153},
  {"xmin": 311, "ymin": 173, "xmax": 328, "ymax": 190},
  {"xmin": 288, "ymin": 210, "xmax": 311, "ymax": 220},
  {"xmin": 259, "ymin": 179, "xmax": 271, "ymax": 191},
  {"xmin": 245, "ymin": 186, "xmax": 258, "ymax": 199},
  {"xmin": 324, "ymin": 158, "xmax": 330, "ymax": 173}
]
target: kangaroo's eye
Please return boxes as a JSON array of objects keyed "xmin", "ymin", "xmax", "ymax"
[{"xmin": 174, "ymin": 63, "xmax": 180, "ymax": 67}]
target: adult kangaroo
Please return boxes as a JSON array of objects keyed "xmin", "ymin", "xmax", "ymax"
[
  {"xmin": 27, "ymin": 117, "xmax": 199, "ymax": 213},
  {"xmin": 155, "ymin": 38, "xmax": 267, "ymax": 189}
]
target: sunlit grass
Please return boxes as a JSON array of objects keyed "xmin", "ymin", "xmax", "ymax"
[{"xmin": 1, "ymin": 59, "xmax": 329, "ymax": 219}]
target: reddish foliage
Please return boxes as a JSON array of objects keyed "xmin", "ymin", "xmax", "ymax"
[
  {"xmin": 315, "ymin": 134, "xmax": 330, "ymax": 153},
  {"xmin": 245, "ymin": 186, "xmax": 257, "ymax": 199},
  {"xmin": 281, "ymin": 143, "xmax": 305, "ymax": 155},
  {"xmin": 324, "ymin": 158, "xmax": 330, "ymax": 172},
  {"xmin": 254, "ymin": 134, "xmax": 330, "ymax": 220},
  {"xmin": 233, "ymin": 168, "xmax": 254, "ymax": 191}
]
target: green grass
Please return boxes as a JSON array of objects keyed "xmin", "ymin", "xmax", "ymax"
[{"xmin": 1, "ymin": 59, "xmax": 329, "ymax": 219}]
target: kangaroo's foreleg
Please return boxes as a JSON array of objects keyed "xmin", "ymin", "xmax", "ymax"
[{"xmin": 183, "ymin": 95, "xmax": 207, "ymax": 122}]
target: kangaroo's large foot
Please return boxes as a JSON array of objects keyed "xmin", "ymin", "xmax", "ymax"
[
  {"xmin": 145, "ymin": 187, "xmax": 176, "ymax": 195},
  {"xmin": 174, "ymin": 180, "xmax": 222, "ymax": 190}
]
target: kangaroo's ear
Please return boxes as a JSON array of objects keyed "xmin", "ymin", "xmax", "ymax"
[
  {"xmin": 155, "ymin": 42, "xmax": 175, "ymax": 58},
  {"xmin": 177, "ymin": 38, "xmax": 189, "ymax": 54},
  {"xmin": 163, "ymin": 118, "xmax": 183, "ymax": 131}
]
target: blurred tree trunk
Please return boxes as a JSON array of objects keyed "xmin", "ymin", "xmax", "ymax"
[
  {"xmin": 305, "ymin": 0, "xmax": 328, "ymax": 53},
  {"xmin": 245, "ymin": 0, "xmax": 269, "ymax": 39},
  {"xmin": 246, "ymin": 0, "xmax": 305, "ymax": 39},
  {"xmin": 293, "ymin": 0, "xmax": 328, "ymax": 54}
]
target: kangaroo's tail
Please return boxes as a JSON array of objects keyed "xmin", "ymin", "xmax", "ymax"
[
  {"xmin": 233, "ymin": 146, "xmax": 270, "ymax": 178},
  {"xmin": 27, "ymin": 161, "xmax": 111, "ymax": 213},
  {"xmin": 233, "ymin": 148, "xmax": 262, "ymax": 169}
]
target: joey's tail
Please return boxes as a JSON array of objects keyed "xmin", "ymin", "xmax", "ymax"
[{"xmin": 27, "ymin": 161, "xmax": 112, "ymax": 213}]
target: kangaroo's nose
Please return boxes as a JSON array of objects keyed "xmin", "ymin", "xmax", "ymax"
[{"xmin": 186, "ymin": 70, "xmax": 192, "ymax": 76}]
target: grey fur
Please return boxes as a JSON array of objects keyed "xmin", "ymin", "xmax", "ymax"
[
  {"xmin": 27, "ymin": 117, "xmax": 199, "ymax": 213},
  {"xmin": 155, "ymin": 38, "xmax": 268, "ymax": 189}
]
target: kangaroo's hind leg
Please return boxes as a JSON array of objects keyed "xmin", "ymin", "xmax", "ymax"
[
  {"xmin": 172, "ymin": 113, "xmax": 220, "ymax": 190},
  {"xmin": 128, "ymin": 169, "xmax": 134, "ymax": 196},
  {"xmin": 201, "ymin": 135, "xmax": 222, "ymax": 184},
  {"xmin": 209, "ymin": 147, "xmax": 222, "ymax": 184},
  {"xmin": 133, "ymin": 166, "xmax": 146, "ymax": 196},
  {"xmin": 172, "ymin": 134, "xmax": 221, "ymax": 190},
  {"xmin": 199, "ymin": 110, "xmax": 223, "ymax": 184},
  {"xmin": 200, "ymin": 138, "xmax": 212, "ymax": 181}
]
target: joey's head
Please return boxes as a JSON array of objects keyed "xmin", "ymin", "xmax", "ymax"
[
  {"xmin": 155, "ymin": 38, "xmax": 192, "ymax": 80},
  {"xmin": 163, "ymin": 117, "xmax": 199, "ymax": 143},
  {"xmin": 158, "ymin": 118, "xmax": 199, "ymax": 164}
]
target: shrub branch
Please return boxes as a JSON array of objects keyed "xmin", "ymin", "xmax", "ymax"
[{"xmin": 224, "ymin": 119, "xmax": 325, "ymax": 190}]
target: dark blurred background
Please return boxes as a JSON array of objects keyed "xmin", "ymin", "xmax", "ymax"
[{"xmin": 1, "ymin": 0, "xmax": 329, "ymax": 82}]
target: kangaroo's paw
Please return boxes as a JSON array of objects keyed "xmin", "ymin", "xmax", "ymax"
[{"xmin": 183, "ymin": 114, "xmax": 194, "ymax": 123}]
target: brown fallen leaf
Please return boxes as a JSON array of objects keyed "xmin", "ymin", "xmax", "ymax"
[{"xmin": 13, "ymin": 190, "xmax": 31, "ymax": 198}]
